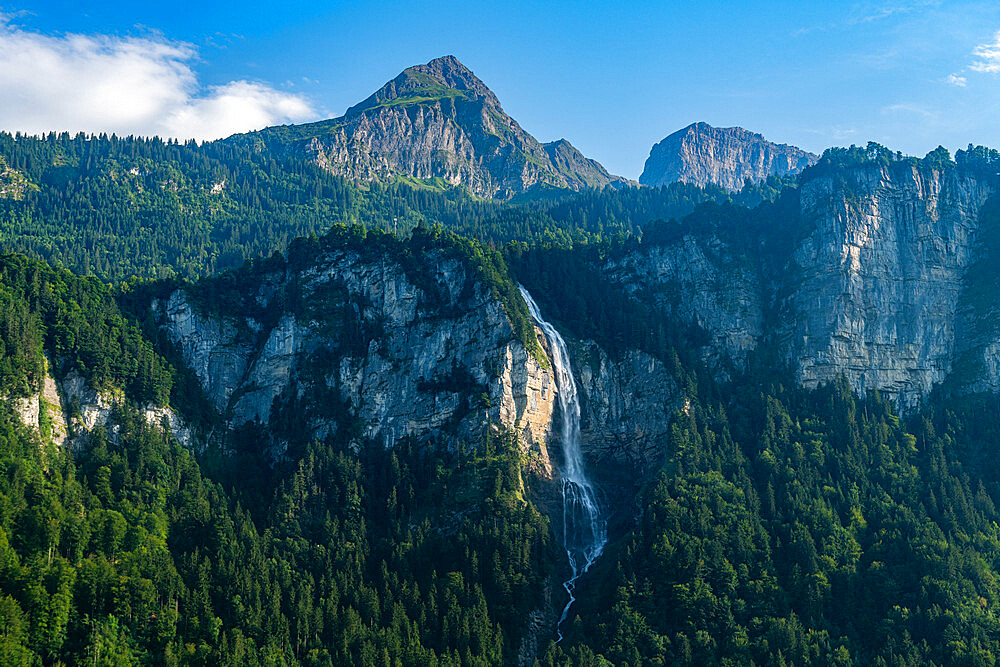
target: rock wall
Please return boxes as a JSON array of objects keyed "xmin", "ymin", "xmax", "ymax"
[
  {"xmin": 615, "ymin": 159, "xmax": 998, "ymax": 409},
  {"xmin": 156, "ymin": 248, "xmax": 558, "ymax": 470},
  {"xmin": 8, "ymin": 357, "xmax": 193, "ymax": 451},
  {"xmin": 606, "ymin": 235, "xmax": 764, "ymax": 370},
  {"xmin": 783, "ymin": 163, "xmax": 993, "ymax": 408},
  {"xmin": 640, "ymin": 122, "xmax": 818, "ymax": 191},
  {"xmin": 570, "ymin": 340, "xmax": 681, "ymax": 470},
  {"xmin": 11, "ymin": 358, "xmax": 68, "ymax": 447}
]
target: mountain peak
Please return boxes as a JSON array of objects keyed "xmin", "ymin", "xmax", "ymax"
[
  {"xmin": 675, "ymin": 122, "xmax": 764, "ymax": 143},
  {"xmin": 346, "ymin": 55, "xmax": 495, "ymax": 116},
  {"xmin": 640, "ymin": 122, "xmax": 818, "ymax": 191},
  {"xmin": 239, "ymin": 56, "xmax": 625, "ymax": 198}
]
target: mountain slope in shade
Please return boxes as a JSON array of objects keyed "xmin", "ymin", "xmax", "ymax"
[
  {"xmin": 542, "ymin": 138, "xmax": 629, "ymax": 190},
  {"xmin": 639, "ymin": 121, "xmax": 818, "ymax": 191},
  {"xmin": 234, "ymin": 56, "xmax": 627, "ymax": 198}
]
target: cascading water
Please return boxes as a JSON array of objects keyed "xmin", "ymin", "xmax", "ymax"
[{"xmin": 519, "ymin": 286, "xmax": 607, "ymax": 642}]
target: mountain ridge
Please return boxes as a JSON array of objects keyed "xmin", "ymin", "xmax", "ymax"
[
  {"xmin": 640, "ymin": 121, "xmax": 818, "ymax": 190},
  {"xmin": 230, "ymin": 55, "xmax": 629, "ymax": 198}
]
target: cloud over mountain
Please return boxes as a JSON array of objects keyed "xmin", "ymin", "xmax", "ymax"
[{"xmin": 0, "ymin": 15, "xmax": 315, "ymax": 140}]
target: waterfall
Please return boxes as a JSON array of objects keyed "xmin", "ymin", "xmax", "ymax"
[{"xmin": 519, "ymin": 286, "xmax": 607, "ymax": 642}]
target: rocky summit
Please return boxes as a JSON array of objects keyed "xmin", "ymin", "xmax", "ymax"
[
  {"xmin": 234, "ymin": 55, "xmax": 627, "ymax": 198},
  {"xmin": 639, "ymin": 121, "xmax": 818, "ymax": 191}
]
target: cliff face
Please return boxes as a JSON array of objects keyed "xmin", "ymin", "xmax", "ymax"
[
  {"xmin": 606, "ymin": 236, "xmax": 764, "ymax": 371},
  {"xmin": 9, "ymin": 356, "xmax": 194, "ymax": 452},
  {"xmin": 570, "ymin": 340, "xmax": 680, "ymax": 469},
  {"xmin": 616, "ymin": 153, "xmax": 999, "ymax": 409},
  {"xmin": 239, "ymin": 56, "xmax": 625, "ymax": 198},
  {"xmin": 782, "ymin": 162, "xmax": 993, "ymax": 408},
  {"xmin": 639, "ymin": 122, "xmax": 818, "ymax": 191},
  {"xmin": 154, "ymin": 244, "xmax": 560, "ymax": 471}
]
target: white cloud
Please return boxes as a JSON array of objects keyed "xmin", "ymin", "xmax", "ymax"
[
  {"xmin": 970, "ymin": 30, "xmax": 1000, "ymax": 74},
  {"xmin": 881, "ymin": 103, "xmax": 937, "ymax": 121},
  {"xmin": 805, "ymin": 126, "xmax": 857, "ymax": 141},
  {"xmin": 946, "ymin": 73, "xmax": 967, "ymax": 86},
  {"xmin": 0, "ymin": 16, "xmax": 315, "ymax": 140}
]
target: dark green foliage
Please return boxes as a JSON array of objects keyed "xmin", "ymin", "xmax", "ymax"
[
  {"xmin": 508, "ymin": 241, "xmax": 700, "ymax": 380},
  {"xmin": 0, "ymin": 394, "xmax": 559, "ymax": 665},
  {"xmin": 559, "ymin": 378, "xmax": 1000, "ymax": 665},
  {"xmin": 0, "ymin": 253, "xmax": 557, "ymax": 664},
  {"xmin": 0, "ymin": 395, "xmax": 557, "ymax": 665},
  {"xmin": 807, "ymin": 142, "xmax": 909, "ymax": 174},
  {"xmin": 0, "ymin": 254, "xmax": 174, "ymax": 405},
  {"xmin": 0, "ymin": 131, "xmax": 761, "ymax": 284},
  {"xmin": 806, "ymin": 141, "xmax": 1000, "ymax": 182},
  {"xmin": 956, "ymin": 145, "xmax": 1000, "ymax": 174}
]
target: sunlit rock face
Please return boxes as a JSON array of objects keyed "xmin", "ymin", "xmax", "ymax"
[
  {"xmin": 155, "ymin": 246, "xmax": 558, "ymax": 469},
  {"xmin": 615, "ymin": 154, "xmax": 999, "ymax": 410},
  {"xmin": 640, "ymin": 122, "xmax": 817, "ymax": 191},
  {"xmin": 782, "ymin": 161, "xmax": 993, "ymax": 409},
  {"xmin": 233, "ymin": 56, "xmax": 628, "ymax": 199}
]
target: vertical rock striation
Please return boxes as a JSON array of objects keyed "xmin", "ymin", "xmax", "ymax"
[
  {"xmin": 155, "ymin": 245, "xmax": 559, "ymax": 468},
  {"xmin": 232, "ymin": 56, "xmax": 627, "ymax": 198},
  {"xmin": 640, "ymin": 122, "xmax": 818, "ymax": 191},
  {"xmin": 615, "ymin": 148, "xmax": 1000, "ymax": 409},
  {"xmin": 783, "ymin": 160, "xmax": 993, "ymax": 407}
]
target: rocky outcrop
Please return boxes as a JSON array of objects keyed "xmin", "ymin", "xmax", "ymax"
[
  {"xmin": 782, "ymin": 161, "xmax": 993, "ymax": 408},
  {"xmin": 639, "ymin": 122, "xmax": 817, "ymax": 191},
  {"xmin": 570, "ymin": 341, "xmax": 681, "ymax": 469},
  {"xmin": 235, "ymin": 56, "xmax": 624, "ymax": 198},
  {"xmin": 155, "ymin": 246, "xmax": 559, "ymax": 470},
  {"xmin": 151, "ymin": 292, "xmax": 254, "ymax": 413},
  {"xmin": 615, "ymin": 150, "xmax": 999, "ymax": 409},
  {"xmin": 606, "ymin": 236, "xmax": 764, "ymax": 371},
  {"xmin": 60, "ymin": 372, "xmax": 117, "ymax": 435},
  {"xmin": 11, "ymin": 358, "xmax": 68, "ymax": 447},
  {"xmin": 7, "ymin": 356, "xmax": 194, "ymax": 451},
  {"xmin": 0, "ymin": 155, "xmax": 36, "ymax": 200}
]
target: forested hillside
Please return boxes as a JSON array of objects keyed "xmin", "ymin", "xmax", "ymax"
[
  {"xmin": 0, "ymin": 132, "xmax": 764, "ymax": 283},
  {"xmin": 4, "ymin": 131, "xmax": 1000, "ymax": 666},
  {"xmin": 0, "ymin": 252, "xmax": 565, "ymax": 665},
  {"xmin": 541, "ymin": 378, "xmax": 1000, "ymax": 666}
]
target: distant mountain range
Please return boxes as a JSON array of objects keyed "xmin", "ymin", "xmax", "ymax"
[{"xmin": 231, "ymin": 56, "xmax": 816, "ymax": 198}]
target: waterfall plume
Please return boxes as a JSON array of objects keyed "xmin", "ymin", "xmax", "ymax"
[{"xmin": 519, "ymin": 286, "xmax": 607, "ymax": 641}]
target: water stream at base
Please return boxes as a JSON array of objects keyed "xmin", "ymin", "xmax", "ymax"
[{"xmin": 519, "ymin": 287, "xmax": 608, "ymax": 642}]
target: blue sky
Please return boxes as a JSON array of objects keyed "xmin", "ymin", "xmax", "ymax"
[{"xmin": 2, "ymin": 1, "xmax": 1000, "ymax": 178}]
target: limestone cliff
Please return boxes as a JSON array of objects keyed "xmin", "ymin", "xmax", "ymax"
[
  {"xmin": 639, "ymin": 122, "xmax": 817, "ymax": 191},
  {"xmin": 570, "ymin": 340, "xmax": 681, "ymax": 470},
  {"xmin": 605, "ymin": 235, "xmax": 764, "ymax": 372},
  {"xmin": 154, "ymin": 240, "xmax": 559, "ymax": 471},
  {"xmin": 9, "ymin": 356, "xmax": 194, "ymax": 451},
  {"xmin": 615, "ymin": 147, "xmax": 1000, "ymax": 409},
  {"xmin": 782, "ymin": 158, "xmax": 993, "ymax": 408}
]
